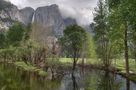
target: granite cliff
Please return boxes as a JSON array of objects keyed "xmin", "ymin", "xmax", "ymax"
[{"xmin": 0, "ymin": 2, "xmax": 77, "ymax": 37}]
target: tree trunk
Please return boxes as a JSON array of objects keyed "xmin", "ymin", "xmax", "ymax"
[
  {"xmin": 124, "ymin": 22, "xmax": 129, "ymax": 76},
  {"xmin": 72, "ymin": 50, "xmax": 78, "ymax": 73},
  {"xmin": 72, "ymin": 58, "xmax": 76, "ymax": 71},
  {"xmin": 82, "ymin": 57, "xmax": 84, "ymax": 70}
]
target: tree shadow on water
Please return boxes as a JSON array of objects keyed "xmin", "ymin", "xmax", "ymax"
[
  {"xmin": 72, "ymin": 73, "xmax": 78, "ymax": 90},
  {"xmin": 97, "ymin": 71, "xmax": 121, "ymax": 90},
  {"xmin": 126, "ymin": 78, "xmax": 130, "ymax": 90}
]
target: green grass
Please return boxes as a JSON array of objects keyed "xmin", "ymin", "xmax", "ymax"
[
  {"xmin": 60, "ymin": 58, "xmax": 136, "ymax": 73},
  {"xmin": 59, "ymin": 58, "xmax": 99, "ymax": 64},
  {"xmin": 60, "ymin": 58, "xmax": 136, "ymax": 82},
  {"xmin": 15, "ymin": 61, "xmax": 48, "ymax": 76},
  {"xmin": 59, "ymin": 58, "xmax": 72, "ymax": 63},
  {"xmin": 60, "ymin": 58, "xmax": 136, "ymax": 71},
  {"xmin": 115, "ymin": 59, "xmax": 136, "ymax": 73}
]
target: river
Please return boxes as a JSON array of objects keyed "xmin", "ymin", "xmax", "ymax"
[{"xmin": 0, "ymin": 63, "xmax": 136, "ymax": 90}]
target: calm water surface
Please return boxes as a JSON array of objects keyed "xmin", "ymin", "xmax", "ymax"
[{"xmin": 0, "ymin": 63, "xmax": 136, "ymax": 90}]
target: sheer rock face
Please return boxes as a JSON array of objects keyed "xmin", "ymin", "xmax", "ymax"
[
  {"xmin": 0, "ymin": 5, "xmax": 18, "ymax": 30},
  {"xmin": 34, "ymin": 4, "xmax": 65, "ymax": 37},
  {"xmin": 17, "ymin": 7, "xmax": 34, "ymax": 25},
  {"xmin": 0, "ymin": 5, "xmax": 34, "ymax": 30},
  {"xmin": 0, "ymin": 4, "xmax": 78, "ymax": 37}
]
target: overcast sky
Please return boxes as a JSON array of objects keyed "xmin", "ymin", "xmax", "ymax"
[{"xmin": 8, "ymin": 0, "xmax": 98, "ymax": 25}]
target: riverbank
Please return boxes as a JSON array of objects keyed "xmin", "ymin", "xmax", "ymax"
[
  {"xmin": 60, "ymin": 58, "xmax": 136, "ymax": 83},
  {"xmin": 1, "ymin": 62, "xmax": 136, "ymax": 90},
  {"xmin": 117, "ymin": 70, "xmax": 136, "ymax": 83},
  {"xmin": 78, "ymin": 63, "xmax": 136, "ymax": 83},
  {"xmin": 2, "ymin": 58, "xmax": 136, "ymax": 83}
]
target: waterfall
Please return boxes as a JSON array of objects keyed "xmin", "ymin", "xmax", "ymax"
[{"xmin": 31, "ymin": 12, "xmax": 35, "ymax": 23}]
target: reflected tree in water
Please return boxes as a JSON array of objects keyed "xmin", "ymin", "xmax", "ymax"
[
  {"xmin": 126, "ymin": 78, "xmax": 130, "ymax": 90},
  {"xmin": 97, "ymin": 71, "xmax": 121, "ymax": 90},
  {"xmin": 72, "ymin": 74, "xmax": 78, "ymax": 90}
]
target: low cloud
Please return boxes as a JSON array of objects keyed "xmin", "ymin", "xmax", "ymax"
[{"xmin": 8, "ymin": 0, "xmax": 98, "ymax": 25}]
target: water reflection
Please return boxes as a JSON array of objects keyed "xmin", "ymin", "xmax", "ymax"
[
  {"xmin": 126, "ymin": 78, "xmax": 130, "ymax": 90},
  {"xmin": 97, "ymin": 71, "xmax": 121, "ymax": 90},
  {"xmin": 0, "ymin": 63, "xmax": 60, "ymax": 90},
  {"xmin": 72, "ymin": 74, "xmax": 78, "ymax": 90},
  {"xmin": 0, "ymin": 63, "xmax": 136, "ymax": 90}
]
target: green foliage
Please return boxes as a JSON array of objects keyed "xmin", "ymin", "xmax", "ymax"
[
  {"xmin": 108, "ymin": 0, "xmax": 121, "ymax": 9},
  {"xmin": 93, "ymin": 0, "xmax": 126, "ymax": 67},
  {"xmin": 15, "ymin": 61, "xmax": 47, "ymax": 76},
  {"xmin": 59, "ymin": 25, "xmax": 87, "ymax": 71},
  {"xmin": 93, "ymin": 0, "xmax": 111, "ymax": 66},
  {"xmin": 23, "ymin": 23, "xmax": 32, "ymax": 41},
  {"xmin": 60, "ymin": 25, "xmax": 87, "ymax": 58},
  {"xmin": 0, "ymin": 32, "xmax": 6, "ymax": 48},
  {"xmin": 18, "ymin": 40, "xmax": 47, "ymax": 65},
  {"xmin": 64, "ymin": 25, "xmax": 87, "ymax": 50},
  {"xmin": 124, "ymin": 0, "xmax": 136, "ymax": 60},
  {"xmin": 86, "ymin": 33, "xmax": 96, "ymax": 58},
  {"xmin": 6, "ymin": 23, "xmax": 25, "ymax": 46},
  {"xmin": 107, "ymin": 8, "xmax": 124, "ymax": 59}
]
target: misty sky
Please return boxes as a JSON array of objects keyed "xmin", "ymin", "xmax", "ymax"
[{"xmin": 8, "ymin": 0, "xmax": 98, "ymax": 25}]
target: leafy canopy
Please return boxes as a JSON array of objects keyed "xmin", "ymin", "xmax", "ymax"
[
  {"xmin": 60, "ymin": 25, "xmax": 87, "ymax": 57},
  {"xmin": 7, "ymin": 23, "xmax": 25, "ymax": 46}
]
